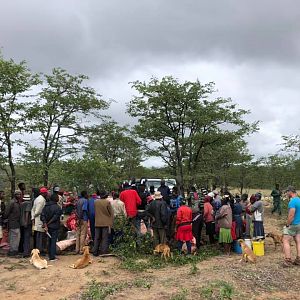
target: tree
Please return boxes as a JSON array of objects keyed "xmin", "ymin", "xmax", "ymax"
[
  {"xmin": 85, "ymin": 121, "xmax": 143, "ymax": 179},
  {"xmin": 0, "ymin": 55, "xmax": 39, "ymax": 195},
  {"xmin": 127, "ymin": 76, "xmax": 257, "ymax": 193},
  {"xmin": 25, "ymin": 68, "xmax": 109, "ymax": 186}
]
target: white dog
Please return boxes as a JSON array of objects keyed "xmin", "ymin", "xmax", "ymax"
[{"xmin": 30, "ymin": 249, "xmax": 49, "ymax": 270}]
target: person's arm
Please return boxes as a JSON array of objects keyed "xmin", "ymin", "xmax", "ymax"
[
  {"xmin": 107, "ymin": 202, "xmax": 114, "ymax": 217},
  {"xmin": 160, "ymin": 201, "xmax": 168, "ymax": 225},
  {"xmin": 83, "ymin": 199, "xmax": 88, "ymax": 221},
  {"xmin": 40, "ymin": 207, "xmax": 47, "ymax": 227},
  {"xmin": 176, "ymin": 207, "xmax": 182, "ymax": 225},
  {"xmin": 34, "ymin": 198, "xmax": 45, "ymax": 218},
  {"xmin": 287, "ymin": 208, "xmax": 295, "ymax": 227},
  {"xmin": 215, "ymin": 206, "xmax": 227, "ymax": 220},
  {"xmin": 203, "ymin": 204, "xmax": 208, "ymax": 220},
  {"xmin": 46, "ymin": 207, "xmax": 63, "ymax": 227},
  {"xmin": 250, "ymin": 202, "xmax": 259, "ymax": 213}
]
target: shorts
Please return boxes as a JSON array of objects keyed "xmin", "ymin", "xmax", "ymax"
[{"xmin": 283, "ymin": 224, "xmax": 300, "ymax": 236}]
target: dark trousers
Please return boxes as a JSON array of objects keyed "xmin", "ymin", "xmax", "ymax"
[
  {"xmin": 47, "ymin": 229, "xmax": 58, "ymax": 260},
  {"xmin": 192, "ymin": 214, "xmax": 203, "ymax": 249},
  {"xmin": 18, "ymin": 226, "xmax": 24, "ymax": 253},
  {"xmin": 272, "ymin": 200, "xmax": 282, "ymax": 215},
  {"xmin": 206, "ymin": 222, "xmax": 215, "ymax": 244},
  {"xmin": 93, "ymin": 227, "xmax": 109, "ymax": 255},
  {"xmin": 22, "ymin": 226, "xmax": 32, "ymax": 256},
  {"xmin": 35, "ymin": 231, "xmax": 47, "ymax": 254},
  {"xmin": 178, "ymin": 240, "xmax": 191, "ymax": 254},
  {"xmin": 153, "ymin": 227, "xmax": 167, "ymax": 247},
  {"xmin": 89, "ymin": 218, "xmax": 95, "ymax": 241}
]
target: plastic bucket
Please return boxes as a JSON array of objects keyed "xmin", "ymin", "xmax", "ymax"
[
  {"xmin": 233, "ymin": 240, "xmax": 243, "ymax": 254},
  {"xmin": 244, "ymin": 238, "xmax": 252, "ymax": 249},
  {"xmin": 252, "ymin": 240, "xmax": 264, "ymax": 256}
]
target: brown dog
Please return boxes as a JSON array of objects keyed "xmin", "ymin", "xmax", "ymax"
[
  {"xmin": 266, "ymin": 232, "xmax": 283, "ymax": 250},
  {"xmin": 69, "ymin": 246, "xmax": 93, "ymax": 269},
  {"xmin": 30, "ymin": 249, "xmax": 49, "ymax": 270},
  {"xmin": 153, "ymin": 244, "xmax": 173, "ymax": 261},
  {"xmin": 238, "ymin": 239, "xmax": 256, "ymax": 263}
]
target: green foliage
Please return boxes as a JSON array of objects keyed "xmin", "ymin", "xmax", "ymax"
[
  {"xmin": 170, "ymin": 288, "xmax": 188, "ymax": 300},
  {"xmin": 128, "ymin": 76, "xmax": 258, "ymax": 192},
  {"xmin": 189, "ymin": 261, "xmax": 198, "ymax": 275},
  {"xmin": 199, "ymin": 280, "xmax": 235, "ymax": 300},
  {"xmin": 81, "ymin": 278, "xmax": 152, "ymax": 300},
  {"xmin": 119, "ymin": 245, "xmax": 219, "ymax": 273},
  {"xmin": 85, "ymin": 121, "xmax": 143, "ymax": 180},
  {"xmin": 0, "ymin": 55, "xmax": 40, "ymax": 194},
  {"xmin": 23, "ymin": 68, "xmax": 109, "ymax": 185}
]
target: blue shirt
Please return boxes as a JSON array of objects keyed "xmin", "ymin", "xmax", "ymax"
[
  {"xmin": 288, "ymin": 196, "xmax": 300, "ymax": 225},
  {"xmin": 169, "ymin": 195, "xmax": 182, "ymax": 213},
  {"xmin": 87, "ymin": 198, "xmax": 95, "ymax": 219}
]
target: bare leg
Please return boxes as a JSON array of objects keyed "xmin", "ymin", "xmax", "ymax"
[
  {"xmin": 294, "ymin": 234, "xmax": 300, "ymax": 257},
  {"xmin": 282, "ymin": 235, "xmax": 292, "ymax": 259}
]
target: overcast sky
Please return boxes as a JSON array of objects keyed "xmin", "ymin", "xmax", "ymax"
[{"xmin": 1, "ymin": 0, "xmax": 299, "ymax": 166}]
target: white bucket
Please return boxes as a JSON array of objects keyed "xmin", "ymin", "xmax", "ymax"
[{"xmin": 244, "ymin": 239, "xmax": 252, "ymax": 249}]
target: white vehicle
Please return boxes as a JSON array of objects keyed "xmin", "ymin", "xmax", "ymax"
[{"xmin": 142, "ymin": 178, "xmax": 176, "ymax": 192}]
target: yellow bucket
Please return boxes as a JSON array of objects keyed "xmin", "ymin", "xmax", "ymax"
[{"xmin": 252, "ymin": 241, "xmax": 264, "ymax": 256}]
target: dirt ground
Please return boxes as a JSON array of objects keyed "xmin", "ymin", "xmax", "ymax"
[{"xmin": 0, "ymin": 204, "xmax": 299, "ymax": 300}]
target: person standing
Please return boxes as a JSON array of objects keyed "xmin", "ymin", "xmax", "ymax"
[
  {"xmin": 158, "ymin": 179, "xmax": 171, "ymax": 204},
  {"xmin": 111, "ymin": 192, "xmax": 127, "ymax": 219},
  {"xmin": 233, "ymin": 197, "xmax": 243, "ymax": 240},
  {"xmin": 20, "ymin": 194, "xmax": 32, "ymax": 257},
  {"xmin": 216, "ymin": 197, "xmax": 233, "ymax": 255},
  {"xmin": 87, "ymin": 193, "xmax": 97, "ymax": 242},
  {"xmin": 271, "ymin": 184, "xmax": 282, "ymax": 216},
  {"xmin": 250, "ymin": 193, "xmax": 265, "ymax": 240},
  {"xmin": 175, "ymin": 199, "xmax": 193, "ymax": 254},
  {"xmin": 136, "ymin": 184, "xmax": 149, "ymax": 234},
  {"xmin": 146, "ymin": 191, "xmax": 168, "ymax": 247},
  {"xmin": 93, "ymin": 192, "xmax": 114, "ymax": 256},
  {"xmin": 75, "ymin": 191, "xmax": 88, "ymax": 254},
  {"xmin": 282, "ymin": 186, "xmax": 300, "ymax": 267},
  {"xmin": 4, "ymin": 190, "xmax": 22, "ymax": 256},
  {"xmin": 31, "ymin": 187, "xmax": 48, "ymax": 254},
  {"xmin": 41, "ymin": 194, "xmax": 63, "ymax": 261},
  {"xmin": 18, "ymin": 182, "xmax": 26, "ymax": 201},
  {"xmin": 203, "ymin": 195, "xmax": 215, "ymax": 244},
  {"xmin": 120, "ymin": 182, "xmax": 141, "ymax": 227}
]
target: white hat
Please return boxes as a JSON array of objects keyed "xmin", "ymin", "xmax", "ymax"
[{"xmin": 154, "ymin": 191, "xmax": 163, "ymax": 200}]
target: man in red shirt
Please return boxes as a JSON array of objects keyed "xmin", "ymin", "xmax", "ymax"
[
  {"xmin": 120, "ymin": 183, "xmax": 141, "ymax": 228},
  {"xmin": 176, "ymin": 199, "xmax": 193, "ymax": 254}
]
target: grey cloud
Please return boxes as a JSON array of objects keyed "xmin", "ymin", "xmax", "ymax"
[
  {"xmin": 1, "ymin": 0, "xmax": 300, "ymax": 78},
  {"xmin": 1, "ymin": 0, "xmax": 300, "ymax": 162}
]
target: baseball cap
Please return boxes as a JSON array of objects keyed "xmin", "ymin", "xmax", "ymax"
[
  {"xmin": 40, "ymin": 187, "xmax": 48, "ymax": 193},
  {"xmin": 53, "ymin": 186, "xmax": 60, "ymax": 192},
  {"xmin": 285, "ymin": 186, "xmax": 296, "ymax": 193}
]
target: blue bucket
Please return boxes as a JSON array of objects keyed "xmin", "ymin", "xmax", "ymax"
[{"xmin": 233, "ymin": 240, "xmax": 242, "ymax": 254}]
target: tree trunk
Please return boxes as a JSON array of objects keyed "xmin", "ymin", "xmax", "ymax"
[
  {"xmin": 43, "ymin": 167, "xmax": 49, "ymax": 187},
  {"xmin": 7, "ymin": 138, "xmax": 16, "ymax": 197}
]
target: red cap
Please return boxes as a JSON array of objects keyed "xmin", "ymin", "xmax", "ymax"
[{"xmin": 40, "ymin": 187, "xmax": 48, "ymax": 193}]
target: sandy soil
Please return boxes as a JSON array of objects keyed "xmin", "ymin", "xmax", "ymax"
[{"xmin": 1, "ymin": 205, "xmax": 299, "ymax": 300}]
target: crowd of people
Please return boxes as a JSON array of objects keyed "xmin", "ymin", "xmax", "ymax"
[{"xmin": 0, "ymin": 180, "xmax": 299, "ymax": 267}]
